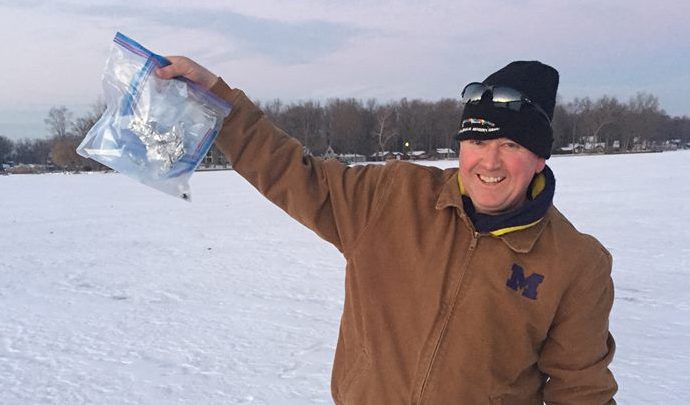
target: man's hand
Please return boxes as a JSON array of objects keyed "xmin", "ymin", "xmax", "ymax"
[{"xmin": 155, "ymin": 56, "xmax": 219, "ymax": 90}]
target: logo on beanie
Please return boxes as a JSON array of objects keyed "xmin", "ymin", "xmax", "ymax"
[{"xmin": 458, "ymin": 118, "xmax": 500, "ymax": 134}]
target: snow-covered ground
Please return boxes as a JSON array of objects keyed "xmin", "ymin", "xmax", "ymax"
[{"xmin": 1, "ymin": 150, "xmax": 689, "ymax": 404}]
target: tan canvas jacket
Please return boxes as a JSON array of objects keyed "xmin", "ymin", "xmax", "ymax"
[{"xmin": 211, "ymin": 79, "xmax": 617, "ymax": 404}]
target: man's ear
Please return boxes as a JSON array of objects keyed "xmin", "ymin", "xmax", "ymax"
[{"xmin": 535, "ymin": 158, "xmax": 546, "ymax": 173}]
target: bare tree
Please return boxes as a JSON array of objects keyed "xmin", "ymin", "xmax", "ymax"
[
  {"xmin": 326, "ymin": 98, "xmax": 371, "ymax": 155},
  {"xmin": 13, "ymin": 139, "xmax": 35, "ymax": 164},
  {"xmin": 44, "ymin": 106, "xmax": 73, "ymax": 138},
  {"xmin": 552, "ymin": 104, "xmax": 574, "ymax": 151},
  {"xmin": 565, "ymin": 98, "xmax": 592, "ymax": 152},
  {"xmin": 71, "ymin": 100, "xmax": 106, "ymax": 138},
  {"xmin": 428, "ymin": 99, "xmax": 461, "ymax": 151},
  {"xmin": 588, "ymin": 96, "xmax": 625, "ymax": 152},
  {"xmin": 668, "ymin": 116, "xmax": 690, "ymax": 145},
  {"xmin": 259, "ymin": 99, "xmax": 284, "ymax": 123},
  {"xmin": 619, "ymin": 92, "xmax": 665, "ymax": 150},
  {"xmin": 51, "ymin": 135, "xmax": 95, "ymax": 171},
  {"xmin": 0, "ymin": 135, "xmax": 13, "ymax": 164},
  {"xmin": 12, "ymin": 138, "xmax": 53, "ymax": 164},
  {"xmin": 40, "ymin": 100, "xmax": 107, "ymax": 171},
  {"xmin": 372, "ymin": 103, "xmax": 398, "ymax": 157},
  {"xmin": 281, "ymin": 101, "xmax": 325, "ymax": 154}
]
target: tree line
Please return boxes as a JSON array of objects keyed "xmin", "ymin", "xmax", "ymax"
[
  {"xmin": 1, "ymin": 92, "xmax": 689, "ymax": 171},
  {"xmin": 552, "ymin": 93, "xmax": 690, "ymax": 153},
  {"xmin": 0, "ymin": 103, "xmax": 107, "ymax": 172},
  {"xmin": 261, "ymin": 92, "xmax": 690, "ymax": 155}
]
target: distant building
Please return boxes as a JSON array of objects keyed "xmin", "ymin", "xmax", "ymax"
[
  {"xmin": 409, "ymin": 150, "xmax": 430, "ymax": 160},
  {"xmin": 200, "ymin": 144, "xmax": 231, "ymax": 169},
  {"xmin": 337, "ymin": 153, "xmax": 367, "ymax": 164},
  {"xmin": 559, "ymin": 141, "xmax": 606, "ymax": 154},
  {"xmin": 432, "ymin": 148, "xmax": 457, "ymax": 159},
  {"xmin": 322, "ymin": 145, "xmax": 337, "ymax": 160},
  {"xmin": 321, "ymin": 146, "xmax": 366, "ymax": 164},
  {"xmin": 371, "ymin": 151, "xmax": 404, "ymax": 161}
]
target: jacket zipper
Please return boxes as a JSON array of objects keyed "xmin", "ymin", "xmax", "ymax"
[{"xmin": 415, "ymin": 231, "xmax": 480, "ymax": 404}]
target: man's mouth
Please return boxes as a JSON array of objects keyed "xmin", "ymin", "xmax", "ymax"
[{"xmin": 478, "ymin": 174, "xmax": 505, "ymax": 184}]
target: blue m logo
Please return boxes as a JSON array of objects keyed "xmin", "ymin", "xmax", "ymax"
[{"xmin": 506, "ymin": 263, "xmax": 544, "ymax": 300}]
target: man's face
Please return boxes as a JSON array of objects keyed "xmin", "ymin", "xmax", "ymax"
[{"xmin": 459, "ymin": 138, "xmax": 546, "ymax": 215}]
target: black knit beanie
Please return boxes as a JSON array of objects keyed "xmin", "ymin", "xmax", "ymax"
[{"xmin": 456, "ymin": 61, "xmax": 559, "ymax": 159}]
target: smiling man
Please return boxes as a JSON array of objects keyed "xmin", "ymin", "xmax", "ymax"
[
  {"xmin": 455, "ymin": 62, "xmax": 560, "ymax": 238},
  {"xmin": 158, "ymin": 58, "xmax": 617, "ymax": 404},
  {"xmin": 459, "ymin": 137, "xmax": 545, "ymax": 215}
]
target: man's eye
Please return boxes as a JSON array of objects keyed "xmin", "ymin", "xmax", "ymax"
[{"xmin": 471, "ymin": 140, "xmax": 484, "ymax": 146}]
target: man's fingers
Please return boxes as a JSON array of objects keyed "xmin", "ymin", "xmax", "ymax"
[
  {"xmin": 155, "ymin": 56, "xmax": 189, "ymax": 79},
  {"xmin": 154, "ymin": 65, "xmax": 176, "ymax": 80},
  {"xmin": 154, "ymin": 56, "xmax": 218, "ymax": 89}
]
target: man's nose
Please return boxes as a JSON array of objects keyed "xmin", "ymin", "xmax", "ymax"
[{"xmin": 481, "ymin": 143, "xmax": 502, "ymax": 169}]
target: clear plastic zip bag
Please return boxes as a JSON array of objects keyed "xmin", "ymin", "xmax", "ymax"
[{"xmin": 77, "ymin": 32, "xmax": 232, "ymax": 201}]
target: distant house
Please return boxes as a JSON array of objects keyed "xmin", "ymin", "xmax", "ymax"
[
  {"xmin": 322, "ymin": 146, "xmax": 366, "ymax": 164},
  {"xmin": 559, "ymin": 141, "xmax": 606, "ymax": 154},
  {"xmin": 432, "ymin": 148, "xmax": 457, "ymax": 159},
  {"xmin": 322, "ymin": 145, "xmax": 337, "ymax": 160},
  {"xmin": 558, "ymin": 143, "xmax": 582, "ymax": 153},
  {"xmin": 409, "ymin": 150, "xmax": 430, "ymax": 160},
  {"xmin": 370, "ymin": 151, "xmax": 387, "ymax": 161},
  {"xmin": 663, "ymin": 139, "xmax": 682, "ymax": 151},
  {"xmin": 200, "ymin": 144, "xmax": 231, "ymax": 169},
  {"xmin": 337, "ymin": 153, "xmax": 367, "ymax": 164},
  {"xmin": 371, "ymin": 151, "xmax": 404, "ymax": 161}
]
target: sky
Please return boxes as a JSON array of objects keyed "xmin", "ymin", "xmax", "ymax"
[{"xmin": 1, "ymin": 0, "xmax": 690, "ymax": 141}]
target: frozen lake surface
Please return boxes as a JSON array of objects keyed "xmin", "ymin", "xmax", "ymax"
[{"xmin": 1, "ymin": 150, "xmax": 689, "ymax": 404}]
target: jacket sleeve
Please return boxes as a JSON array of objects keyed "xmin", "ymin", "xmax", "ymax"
[
  {"xmin": 538, "ymin": 248, "xmax": 618, "ymax": 404},
  {"xmin": 209, "ymin": 79, "xmax": 392, "ymax": 255}
]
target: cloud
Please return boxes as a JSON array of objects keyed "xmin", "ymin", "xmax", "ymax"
[
  {"xmin": 42, "ymin": 1, "xmax": 362, "ymax": 65},
  {"xmin": 1, "ymin": 0, "xmax": 690, "ymax": 140}
]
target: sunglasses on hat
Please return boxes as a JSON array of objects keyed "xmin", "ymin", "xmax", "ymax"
[{"xmin": 460, "ymin": 82, "xmax": 551, "ymax": 124}]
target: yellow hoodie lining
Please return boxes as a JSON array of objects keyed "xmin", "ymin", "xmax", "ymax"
[{"xmin": 457, "ymin": 172, "xmax": 546, "ymax": 236}]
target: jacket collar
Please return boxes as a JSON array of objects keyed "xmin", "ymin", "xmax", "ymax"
[
  {"xmin": 435, "ymin": 167, "xmax": 552, "ymax": 253},
  {"xmin": 435, "ymin": 169, "xmax": 464, "ymax": 211},
  {"xmin": 496, "ymin": 210, "xmax": 551, "ymax": 253}
]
